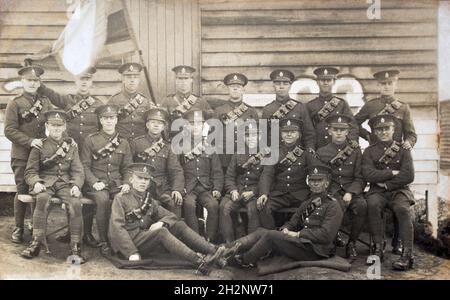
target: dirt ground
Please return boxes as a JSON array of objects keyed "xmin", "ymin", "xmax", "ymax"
[{"xmin": 0, "ymin": 200, "xmax": 449, "ymax": 280}]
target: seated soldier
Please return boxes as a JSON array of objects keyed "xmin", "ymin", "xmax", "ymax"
[
  {"xmin": 257, "ymin": 118, "xmax": 316, "ymax": 229},
  {"xmin": 21, "ymin": 111, "xmax": 86, "ymax": 263},
  {"xmin": 179, "ymin": 110, "xmax": 223, "ymax": 242},
  {"xmin": 80, "ymin": 105, "xmax": 133, "ymax": 255},
  {"xmin": 219, "ymin": 123, "xmax": 269, "ymax": 243},
  {"xmin": 129, "ymin": 107, "xmax": 184, "ymax": 218},
  {"xmin": 221, "ymin": 165, "xmax": 343, "ymax": 268},
  {"xmin": 316, "ymin": 115, "xmax": 367, "ymax": 261},
  {"xmin": 363, "ymin": 114, "xmax": 415, "ymax": 271},
  {"xmin": 109, "ymin": 163, "xmax": 225, "ymax": 275}
]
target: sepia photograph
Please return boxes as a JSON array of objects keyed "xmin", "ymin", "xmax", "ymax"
[{"xmin": 0, "ymin": 0, "xmax": 449, "ymax": 285}]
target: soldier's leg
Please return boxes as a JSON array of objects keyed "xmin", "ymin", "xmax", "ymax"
[
  {"xmin": 32, "ymin": 191, "xmax": 52, "ymax": 241},
  {"xmin": 388, "ymin": 194, "xmax": 413, "ymax": 250},
  {"xmin": 264, "ymin": 230, "xmax": 321, "ymax": 261},
  {"xmin": 90, "ymin": 190, "xmax": 111, "ymax": 243},
  {"xmin": 11, "ymin": 159, "xmax": 29, "ymax": 229},
  {"xmin": 232, "ymin": 227, "xmax": 271, "ymax": 254},
  {"xmin": 159, "ymin": 192, "xmax": 181, "ymax": 218},
  {"xmin": 348, "ymin": 195, "xmax": 368, "ymax": 242},
  {"xmin": 183, "ymin": 192, "xmax": 199, "ymax": 233},
  {"xmin": 366, "ymin": 193, "xmax": 388, "ymax": 244},
  {"xmin": 240, "ymin": 229, "xmax": 288, "ymax": 264},
  {"xmin": 219, "ymin": 194, "xmax": 240, "ymax": 243},
  {"xmin": 245, "ymin": 198, "xmax": 260, "ymax": 234},
  {"xmin": 198, "ymin": 191, "xmax": 219, "ymax": 242},
  {"xmin": 56, "ymin": 186, "xmax": 82, "ymax": 244},
  {"xmin": 170, "ymin": 220, "xmax": 216, "ymax": 255}
]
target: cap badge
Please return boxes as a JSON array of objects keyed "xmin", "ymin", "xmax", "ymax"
[
  {"xmin": 338, "ymin": 117, "xmax": 342, "ymax": 123},
  {"xmin": 181, "ymin": 67, "xmax": 186, "ymax": 74},
  {"xmin": 233, "ymin": 75, "xmax": 238, "ymax": 80},
  {"xmin": 279, "ymin": 71, "xmax": 284, "ymax": 77},
  {"xmin": 129, "ymin": 65, "xmax": 134, "ymax": 72},
  {"xmin": 381, "ymin": 117, "xmax": 385, "ymax": 123},
  {"xmin": 286, "ymin": 120, "xmax": 291, "ymax": 126},
  {"xmin": 31, "ymin": 69, "xmax": 36, "ymax": 76},
  {"xmin": 55, "ymin": 113, "xmax": 60, "ymax": 119},
  {"xmin": 385, "ymin": 72, "xmax": 389, "ymax": 78},
  {"xmin": 143, "ymin": 166, "xmax": 147, "ymax": 173},
  {"xmin": 324, "ymin": 69, "xmax": 328, "ymax": 75},
  {"xmin": 248, "ymin": 123, "xmax": 253, "ymax": 129},
  {"xmin": 107, "ymin": 106, "xmax": 112, "ymax": 113},
  {"xmin": 313, "ymin": 168, "xmax": 318, "ymax": 174}
]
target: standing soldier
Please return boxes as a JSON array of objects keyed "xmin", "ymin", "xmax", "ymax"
[
  {"xmin": 179, "ymin": 110, "xmax": 223, "ymax": 242},
  {"xmin": 108, "ymin": 63, "xmax": 156, "ymax": 140},
  {"xmin": 316, "ymin": 115, "xmax": 367, "ymax": 261},
  {"xmin": 80, "ymin": 104, "xmax": 133, "ymax": 255},
  {"xmin": 108, "ymin": 163, "xmax": 226, "ymax": 276},
  {"xmin": 4, "ymin": 65, "xmax": 64, "ymax": 244},
  {"xmin": 129, "ymin": 107, "xmax": 184, "ymax": 218},
  {"xmin": 262, "ymin": 69, "xmax": 316, "ymax": 150},
  {"xmin": 38, "ymin": 67, "xmax": 104, "ymax": 148},
  {"xmin": 214, "ymin": 73, "xmax": 259, "ymax": 170},
  {"xmin": 20, "ymin": 111, "xmax": 86, "ymax": 263},
  {"xmin": 257, "ymin": 118, "xmax": 316, "ymax": 229},
  {"xmin": 363, "ymin": 115, "xmax": 415, "ymax": 271},
  {"xmin": 354, "ymin": 69, "xmax": 417, "ymax": 254},
  {"xmin": 164, "ymin": 65, "xmax": 214, "ymax": 122},
  {"xmin": 221, "ymin": 165, "xmax": 343, "ymax": 269},
  {"xmin": 307, "ymin": 67, "xmax": 358, "ymax": 149},
  {"xmin": 219, "ymin": 123, "xmax": 269, "ymax": 243}
]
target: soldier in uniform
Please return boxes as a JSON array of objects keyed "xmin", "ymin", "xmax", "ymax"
[
  {"xmin": 221, "ymin": 165, "xmax": 343, "ymax": 268},
  {"xmin": 20, "ymin": 111, "xmax": 86, "ymax": 262},
  {"xmin": 213, "ymin": 73, "xmax": 259, "ymax": 169},
  {"xmin": 108, "ymin": 163, "xmax": 226, "ymax": 275},
  {"xmin": 37, "ymin": 67, "xmax": 104, "ymax": 148},
  {"xmin": 306, "ymin": 67, "xmax": 358, "ymax": 149},
  {"xmin": 316, "ymin": 115, "xmax": 367, "ymax": 261},
  {"xmin": 163, "ymin": 65, "xmax": 214, "ymax": 122},
  {"xmin": 108, "ymin": 63, "xmax": 156, "ymax": 140},
  {"xmin": 257, "ymin": 118, "xmax": 316, "ymax": 229},
  {"xmin": 219, "ymin": 123, "xmax": 269, "ymax": 243},
  {"xmin": 362, "ymin": 115, "xmax": 415, "ymax": 271},
  {"xmin": 129, "ymin": 107, "xmax": 184, "ymax": 218},
  {"xmin": 179, "ymin": 110, "xmax": 223, "ymax": 242},
  {"xmin": 354, "ymin": 69, "xmax": 417, "ymax": 254},
  {"xmin": 4, "ymin": 65, "xmax": 66, "ymax": 244},
  {"xmin": 262, "ymin": 69, "xmax": 316, "ymax": 150},
  {"xmin": 80, "ymin": 104, "xmax": 133, "ymax": 255}
]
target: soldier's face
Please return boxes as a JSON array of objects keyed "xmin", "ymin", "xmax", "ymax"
[
  {"xmin": 100, "ymin": 115, "xmax": 118, "ymax": 131},
  {"xmin": 318, "ymin": 78, "xmax": 334, "ymax": 94},
  {"xmin": 274, "ymin": 81, "xmax": 291, "ymax": 97},
  {"xmin": 130, "ymin": 174, "xmax": 150, "ymax": 192},
  {"xmin": 374, "ymin": 125, "xmax": 395, "ymax": 142},
  {"xmin": 146, "ymin": 119, "xmax": 166, "ymax": 136},
  {"xmin": 379, "ymin": 80, "xmax": 397, "ymax": 96},
  {"xmin": 245, "ymin": 132, "xmax": 259, "ymax": 149},
  {"xmin": 75, "ymin": 76, "xmax": 93, "ymax": 94},
  {"xmin": 228, "ymin": 84, "xmax": 244, "ymax": 100},
  {"xmin": 122, "ymin": 74, "xmax": 141, "ymax": 93},
  {"xmin": 46, "ymin": 123, "xmax": 66, "ymax": 140},
  {"xmin": 189, "ymin": 121, "xmax": 204, "ymax": 137},
  {"xmin": 21, "ymin": 78, "xmax": 40, "ymax": 93},
  {"xmin": 175, "ymin": 76, "xmax": 193, "ymax": 94},
  {"xmin": 328, "ymin": 127, "xmax": 349, "ymax": 144},
  {"xmin": 308, "ymin": 177, "xmax": 330, "ymax": 194},
  {"xmin": 281, "ymin": 130, "xmax": 300, "ymax": 146}
]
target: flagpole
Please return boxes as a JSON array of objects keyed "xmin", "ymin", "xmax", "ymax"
[{"xmin": 120, "ymin": 0, "xmax": 156, "ymax": 105}]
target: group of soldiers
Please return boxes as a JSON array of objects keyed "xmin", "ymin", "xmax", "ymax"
[{"xmin": 4, "ymin": 61, "xmax": 417, "ymax": 275}]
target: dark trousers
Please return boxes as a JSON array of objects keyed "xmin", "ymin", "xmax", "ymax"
[
  {"xmin": 33, "ymin": 181, "xmax": 82, "ymax": 243},
  {"xmin": 335, "ymin": 192, "xmax": 367, "ymax": 241},
  {"xmin": 156, "ymin": 192, "xmax": 182, "ymax": 219},
  {"xmin": 135, "ymin": 220, "xmax": 216, "ymax": 263},
  {"xmin": 219, "ymin": 194, "xmax": 260, "ymax": 243},
  {"xmin": 183, "ymin": 186, "xmax": 219, "ymax": 241},
  {"xmin": 236, "ymin": 228, "xmax": 321, "ymax": 264},
  {"xmin": 367, "ymin": 192, "xmax": 413, "ymax": 248},
  {"xmin": 11, "ymin": 158, "xmax": 34, "ymax": 228},
  {"xmin": 259, "ymin": 192, "xmax": 304, "ymax": 229}
]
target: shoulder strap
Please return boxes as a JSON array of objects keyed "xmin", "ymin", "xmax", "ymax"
[
  {"xmin": 137, "ymin": 138, "xmax": 166, "ymax": 160},
  {"xmin": 271, "ymin": 99, "xmax": 298, "ymax": 119},
  {"xmin": 315, "ymin": 97, "xmax": 341, "ymax": 122},
  {"xmin": 278, "ymin": 145, "xmax": 304, "ymax": 169},
  {"xmin": 222, "ymin": 103, "xmax": 249, "ymax": 124}
]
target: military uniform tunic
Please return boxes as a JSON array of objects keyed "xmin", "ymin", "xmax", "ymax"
[
  {"xmin": 4, "ymin": 92, "xmax": 61, "ymax": 227},
  {"xmin": 307, "ymin": 95, "xmax": 359, "ymax": 148},
  {"xmin": 109, "ymin": 189, "xmax": 216, "ymax": 262},
  {"xmin": 219, "ymin": 152, "xmax": 264, "ymax": 242},
  {"xmin": 354, "ymin": 96, "xmax": 417, "ymax": 146},
  {"xmin": 38, "ymin": 85, "xmax": 104, "ymax": 147},
  {"xmin": 163, "ymin": 92, "xmax": 214, "ymax": 120},
  {"xmin": 362, "ymin": 141, "xmax": 415, "ymax": 248},
  {"xmin": 235, "ymin": 193, "xmax": 343, "ymax": 264},
  {"xmin": 24, "ymin": 137, "xmax": 85, "ymax": 242},
  {"xmin": 108, "ymin": 91, "xmax": 155, "ymax": 140},
  {"xmin": 261, "ymin": 97, "xmax": 316, "ymax": 149}
]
